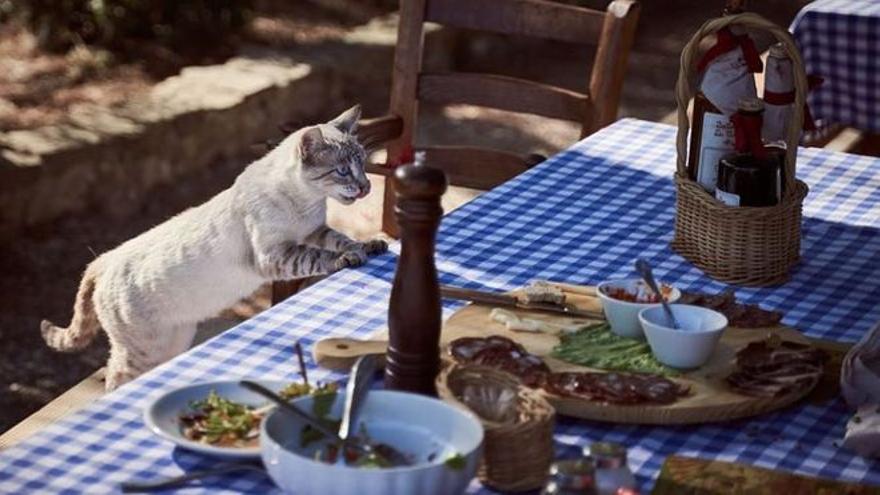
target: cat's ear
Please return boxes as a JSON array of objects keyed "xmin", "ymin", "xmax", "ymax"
[
  {"xmin": 299, "ymin": 127, "xmax": 325, "ymax": 164},
  {"xmin": 329, "ymin": 104, "xmax": 361, "ymax": 134}
]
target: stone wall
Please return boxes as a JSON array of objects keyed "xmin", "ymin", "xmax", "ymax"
[{"xmin": 0, "ymin": 15, "xmax": 454, "ymax": 239}]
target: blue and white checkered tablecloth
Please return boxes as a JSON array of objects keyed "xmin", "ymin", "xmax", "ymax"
[
  {"xmin": 3, "ymin": 118, "xmax": 880, "ymax": 494},
  {"xmin": 790, "ymin": 0, "xmax": 880, "ymax": 132}
]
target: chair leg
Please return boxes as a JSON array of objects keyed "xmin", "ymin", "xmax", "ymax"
[
  {"xmin": 525, "ymin": 153, "xmax": 547, "ymax": 167},
  {"xmin": 381, "ymin": 177, "xmax": 400, "ymax": 238}
]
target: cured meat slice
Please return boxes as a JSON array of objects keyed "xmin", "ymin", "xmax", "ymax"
[
  {"xmin": 725, "ymin": 336, "xmax": 827, "ymax": 397},
  {"xmin": 449, "ymin": 337, "xmax": 690, "ymax": 403},
  {"xmin": 544, "ymin": 372, "xmax": 688, "ymax": 405},
  {"xmin": 448, "ymin": 336, "xmax": 550, "ymax": 387},
  {"xmin": 725, "ymin": 305, "xmax": 784, "ymax": 328},
  {"xmin": 448, "ymin": 337, "xmax": 491, "ymax": 361},
  {"xmin": 679, "ymin": 289, "xmax": 736, "ymax": 311},
  {"xmin": 679, "ymin": 289, "xmax": 783, "ymax": 328},
  {"xmin": 735, "ymin": 340, "xmax": 826, "ymax": 371}
]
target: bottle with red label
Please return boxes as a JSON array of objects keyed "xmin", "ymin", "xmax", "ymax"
[
  {"xmin": 687, "ymin": 0, "xmax": 762, "ymax": 193},
  {"xmin": 715, "ymin": 97, "xmax": 784, "ymax": 207},
  {"xmin": 762, "ymin": 43, "xmax": 794, "ymax": 144},
  {"xmin": 762, "ymin": 42, "xmax": 820, "ymax": 144}
]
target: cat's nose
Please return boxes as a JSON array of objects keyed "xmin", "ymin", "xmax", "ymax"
[{"xmin": 357, "ymin": 182, "xmax": 371, "ymax": 198}]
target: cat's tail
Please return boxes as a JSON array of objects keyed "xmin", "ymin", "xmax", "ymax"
[{"xmin": 41, "ymin": 265, "xmax": 101, "ymax": 352}]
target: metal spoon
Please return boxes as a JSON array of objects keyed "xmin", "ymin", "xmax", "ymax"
[
  {"xmin": 240, "ymin": 381, "xmax": 356, "ymax": 448},
  {"xmin": 338, "ymin": 355, "xmax": 413, "ymax": 467},
  {"xmin": 339, "ymin": 355, "xmax": 379, "ymax": 444},
  {"xmin": 338, "ymin": 357, "xmax": 410, "ymax": 467},
  {"xmin": 294, "ymin": 340, "xmax": 309, "ymax": 387},
  {"xmin": 120, "ymin": 462, "xmax": 265, "ymax": 493},
  {"xmin": 635, "ymin": 258, "xmax": 681, "ymax": 329},
  {"xmin": 241, "ymin": 379, "xmax": 409, "ymax": 467}
]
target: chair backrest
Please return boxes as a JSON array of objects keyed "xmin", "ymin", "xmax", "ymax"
[{"xmin": 377, "ymin": 0, "xmax": 640, "ymax": 235}]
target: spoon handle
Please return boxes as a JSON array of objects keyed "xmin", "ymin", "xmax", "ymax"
[
  {"xmin": 635, "ymin": 259, "xmax": 681, "ymax": 329},
  {"xmin": 120, "ymin": 463, "xmax": 264, "ymax": 493},
  {"xmin": 240, "ymin": 381, "xmax": 341, "ymax": 440},
  {"xmin": 340, "ymin": 355, "xmax": 380, "ymax": 441}
]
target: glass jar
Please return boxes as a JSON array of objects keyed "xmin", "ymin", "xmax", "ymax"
[
  {"xmin": 716, "ymin": 145, "xmax": 784, "ymax": 207},
  {"xmin": 541, "ymin": 459, "xmax": 598, "ymax": 495},
  {"xmin": 715, "ymin": 98, "xmax": 784, "ymax": 207},
  {"xmin": 583, "ymin": 442, "xmax": 637, "ymax": 495}
]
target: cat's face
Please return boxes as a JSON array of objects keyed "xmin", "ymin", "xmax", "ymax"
[{"xmin": 299, "ymin": 105, "xmax": 370, "ymax": 205}]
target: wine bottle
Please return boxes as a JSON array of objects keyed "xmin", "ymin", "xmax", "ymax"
[
  {"xmin": 762, "ymin": 43, "xmax": 794, "ymax": 144},
  {"xmin": 687, "ymin": 0, "xmax": 762, "ymax": 192},
  {"xmin": 762, "ymin": 43, "xmax": 822, "ymax": 143}
]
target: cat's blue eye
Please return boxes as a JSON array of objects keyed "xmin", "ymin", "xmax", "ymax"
[{"xmin": 335, "ymin": 166, "xmax": 351, "ymax": 177}]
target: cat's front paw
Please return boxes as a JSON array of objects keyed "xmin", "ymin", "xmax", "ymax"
[
  {"xmin": 334, "ymin": 250, "xmax": 367, "ymax": 271},
  {"xmin": 362, "ymin": 238, "xmax": 388, "ymax": 255}
]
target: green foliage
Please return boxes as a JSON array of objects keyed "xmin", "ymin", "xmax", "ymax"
[{"xmin": 9, "ymin": 0, "xmax": 252, "ymax": 54}]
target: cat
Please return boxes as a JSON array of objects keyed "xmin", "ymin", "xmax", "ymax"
[{"xmin": 41, "ymin": 104, "xmax": 387, "ymax": 390}]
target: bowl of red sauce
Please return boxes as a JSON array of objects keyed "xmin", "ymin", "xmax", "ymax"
[{"xmin": 596, "ymin": 278, "xmax": 681, "ymax": 339}]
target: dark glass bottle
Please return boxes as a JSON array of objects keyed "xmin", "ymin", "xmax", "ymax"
[{"xmin": 715, "ymin": 98, "xmax": 783, "ymax": 207}]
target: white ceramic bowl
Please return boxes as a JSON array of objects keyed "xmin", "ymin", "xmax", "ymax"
[
  {"xmin": 597, "ymin": 278, "xmax": 681, "ymax": 339},
  {"xmin": 261, "ymin": 390, "xmax": 484, "ymax": 495},
  {"xmin": 639, "ymin": 304, "xmax": 728, "ymax": 369}
]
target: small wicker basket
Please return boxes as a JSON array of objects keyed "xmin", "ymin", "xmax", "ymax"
[
  {"xmin": 436, "ymin": 363, "xmax": 555, "ymax": 492},
  {"xmin": 671, "ymin": 12, "xmax": 810, "ymax": 287}
]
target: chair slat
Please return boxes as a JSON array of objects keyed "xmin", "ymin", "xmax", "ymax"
[
  {"xmin": 421, "ymin": 145, "xmax": 533, "ymax": 190},
  {"xmin": 418, "ymin": 72, "xmax": 591, "ymax": 122},
  {"xmin": 357, "ymin": 114, "xmax": 404, "ymax": 150},
  {"xmin": 425, "ymin": 0, "xmax": 605, "ymax": 45}
]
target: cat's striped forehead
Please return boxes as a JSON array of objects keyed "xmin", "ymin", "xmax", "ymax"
[{"xmin": 301, "ymin": 124, "xmax": 365, "ymax": 168}]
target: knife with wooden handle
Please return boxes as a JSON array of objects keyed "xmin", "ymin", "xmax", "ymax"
[
  {"xmin": 440, "ymin": 285, "xmax": 603, "ymax": 319},
  {"xmin": 313, "ymin": 285, "xmax": 604, "ymax": 370},
  {"xmin": 313, "ymin": 338, "xmax": 388, "ymax": 372}
]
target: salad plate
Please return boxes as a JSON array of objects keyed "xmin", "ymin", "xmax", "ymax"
[{"xmin": 144, "ymin": 379, "xmax": 288, "ymax": 459}]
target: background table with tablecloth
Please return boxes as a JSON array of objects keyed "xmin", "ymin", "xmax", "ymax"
[{"xmin": 791, "ymin": 0, "xmax": 880, "ymax": 133}]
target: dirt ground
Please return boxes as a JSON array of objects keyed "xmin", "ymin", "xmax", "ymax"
[
  {"xmin": 0, "ymin": 0, "xmax": 391, "ymax": 131},
  {"xmin": 0, "ymin": 0, "xmax": 812, "ymax": 433}
]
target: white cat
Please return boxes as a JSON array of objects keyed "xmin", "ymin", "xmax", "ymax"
[{"xmin": 41, "ymin": 105, "xmax": 387, "ymax": 390}]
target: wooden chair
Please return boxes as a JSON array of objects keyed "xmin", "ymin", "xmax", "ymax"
[
  {"xmin": 361, "ymin": 0, "xmax": 641, "ymax": 237},
  {"xmin": 272, "ymin": 0, "xmax": 640, "ymax": 304}
]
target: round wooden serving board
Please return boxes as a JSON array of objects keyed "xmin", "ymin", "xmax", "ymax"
[
  {"xmin": 312, "ymin": 286, "xmax": 817, "ymax": 425},
  {"xmin": 440, "ymin": 289, "xmax": 814, "ymax": 425}
]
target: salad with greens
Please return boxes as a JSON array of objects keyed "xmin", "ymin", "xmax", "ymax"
[{"xmin": 178, "ymin": 381, "xmax": 339, "ymax": 448}]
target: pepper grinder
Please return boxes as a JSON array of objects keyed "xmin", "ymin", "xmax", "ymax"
[{"xmin": 384, "ymin": 153, "xmax": 448, "ymax": 395}]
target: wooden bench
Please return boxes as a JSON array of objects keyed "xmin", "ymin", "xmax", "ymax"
[
  {"xmin": 0, "ymin": 370, "xmax": 105, "ymax": 450},
  {"xmin": 0, "ymin": 316, "xmax": 244, "ymax": 450}
]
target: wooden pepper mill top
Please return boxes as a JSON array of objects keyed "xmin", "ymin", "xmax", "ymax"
[{"xmin": 384, "ymin": 156, "xmax": 448, "ymax": 395}]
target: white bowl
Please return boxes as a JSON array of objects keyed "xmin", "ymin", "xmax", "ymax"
[
  {"xmin": 261, "ymin": 390, "xmax": 484, "ymax": 495},
  {"xmin": 597, "ymin": 278, "xmax": 681, "ymax": 339},
  {"xmin": 639, "ymin": 304, "xmax": 728, "ymax": 369}
]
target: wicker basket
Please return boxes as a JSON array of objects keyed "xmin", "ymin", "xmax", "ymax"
[
  {"xmin": 436, "ymin": 363, "xmax": 555, "ymax": 492},
  {"xmin": 671, "ymin": 13, "xmax": 810, "ymax": 287}
]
